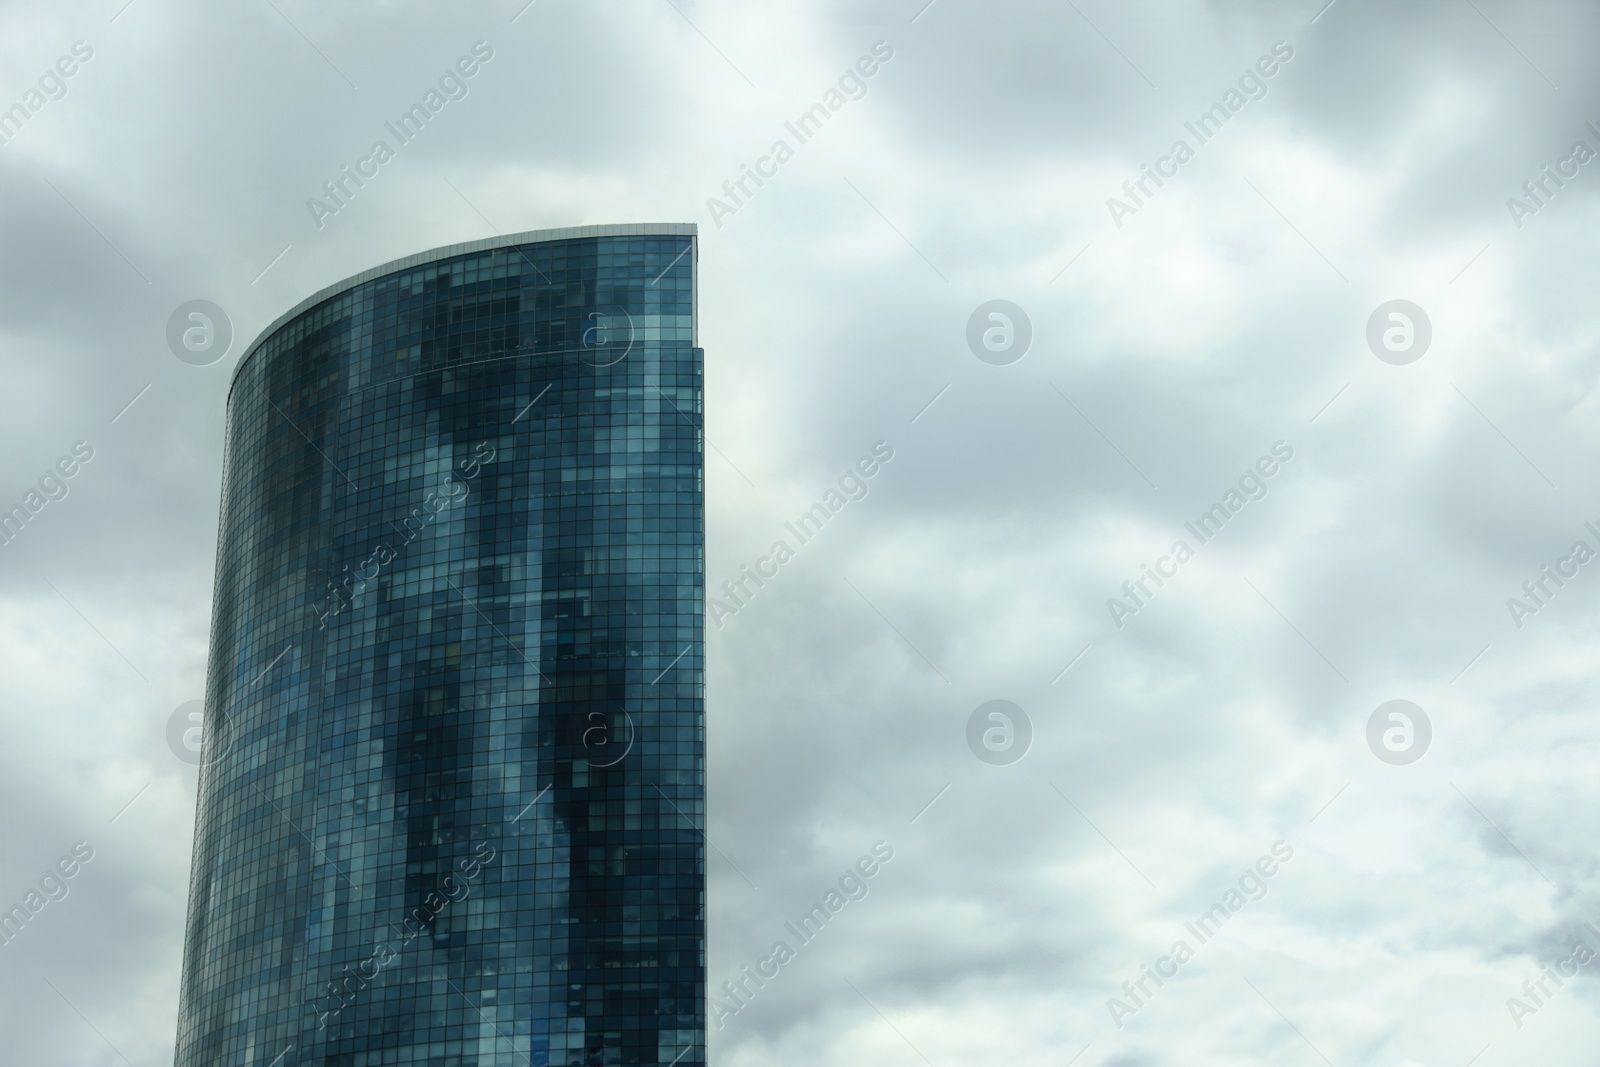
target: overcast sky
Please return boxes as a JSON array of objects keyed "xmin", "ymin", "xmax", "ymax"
[{"xmin": 2, "ymin": 0, "xmax": 1600, "ymax": 1063}]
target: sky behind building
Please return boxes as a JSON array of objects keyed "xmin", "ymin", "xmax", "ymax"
[{"xmin": 1, "ymin": 1, "xmax": 1599, "ymax": 1064}]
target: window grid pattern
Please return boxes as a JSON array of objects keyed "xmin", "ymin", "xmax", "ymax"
[{"xmin": 174, "ymin": 234, "xmax": 705, "ymax": 1067}]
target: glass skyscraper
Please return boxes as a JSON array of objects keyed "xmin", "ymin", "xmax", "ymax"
[{"xmin": 173, "ymin": 224, "xmax": 705, "ymax": 1067}]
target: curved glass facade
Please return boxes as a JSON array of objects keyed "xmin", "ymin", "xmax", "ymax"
[{"xmin": 174, "ymin": 225, "xmax": 705, "ymax": 1067}]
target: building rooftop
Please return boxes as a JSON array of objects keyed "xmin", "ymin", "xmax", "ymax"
[{"xmin": 228, "ymin": 222, "xmax": 698, "ymax": 394}]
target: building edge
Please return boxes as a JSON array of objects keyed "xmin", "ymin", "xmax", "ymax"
[{"xmin": 226, "ymin": 222, "xmax": 699, "ymax": 404}]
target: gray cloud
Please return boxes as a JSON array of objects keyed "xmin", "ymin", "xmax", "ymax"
[{"xmin": 3, "ymin": 0, "xmax": 1600, "ymax": 1064}]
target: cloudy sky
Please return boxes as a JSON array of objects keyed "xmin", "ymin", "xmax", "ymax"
[{"xmin": 2, "ymin": 0, "xmax": 1600, "ymax": 1063}]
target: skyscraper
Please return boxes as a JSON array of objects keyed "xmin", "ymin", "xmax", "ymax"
[{"xmin": 173, "ymin": 224, "xmax": 705, "ymax": 1067}]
